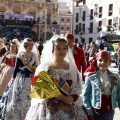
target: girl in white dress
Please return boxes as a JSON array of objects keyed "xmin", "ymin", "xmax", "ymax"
[
  {"xmin": 0, "ymin": 38, "xmax": 39, "ymax": 120},
  {"xmin": 25, "ymin": 35, "xmax": 88, "ymax": 120}
]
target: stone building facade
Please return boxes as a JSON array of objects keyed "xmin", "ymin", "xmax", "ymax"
[
  {"xmin": 58, "ymin": 2, "xmax": 73, "ymax": 36},
  {"xmin": 69, "ymin": 0, "xmax": 120, "ymax": 44},
  {"xmin": 0, "ymin": 0, "xmax": 58, "ymax": 41}
]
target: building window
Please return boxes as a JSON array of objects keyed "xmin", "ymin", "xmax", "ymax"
[
  {"xmin": 94, "ymin": 4, "xmax": 98, "ymax": 17},
  {"xmin": 98, "ymin": 21, "xmax": 102, "ymax": 32},
  {"xmin": 81, "ymin": 38, "xmax": 85, "ymax": 43},
  {"xmin": 89, "ymin": 22, "xmax": 93, "ymax": 33},
  {"xmin": 67, "ymin": 19, "xmax": 70, "ymax": 22},
  {"xmin": 108, "ymin": 4, "xmax": 113, "ymax": 16},
  {"xmin": 98, "ymin": 21, "xmax": 102, "ymax": 27},
  {"xmin": 83, "ymin": 23, "xmax": 85, "ymax": 33},
  {"xmin": 99, "ymin": 7, "xmax": 102, "ymax": 18},
  {"xmin": 108, "ymin": 19, "xmax": 112, "ymax": 31},
  {"xmin": 89, "ymin": 38, "xmax": 93, "ymax": 43},
  {"xmin": 61, "ymin": 27, "xmax": 64, "ymax": 30},
  {"xmin": 66, "ymin": 27, "xmax": 70, "ymax": 30},
  {"xmin": 75, "ymin": 39, "xmax": 78, "ymax": 43},
  {"xmin": 76, "ymin": 1, "xmax": 80, "ymax": 7},
  {"xmin": 61, "ymin": 18, "xmax": 64, "ymax": 22},
  {"xmin": 82, "ymin": 11, "xmax": 86, "ymax": 21},
  {"xmin": 119, "ymin": 18, "xmax": 120, "ymax": 30},
  {"xmin": 75, "ymin": 25, "xmax": 78, "ymax": 34},
  {"xmin": 83, "ymin": 0, "xmax": 86, "ymax": 4},
  {"xmin": 90, "ymin": 9, "xmax": 93, "ymax": 20},
  {"xmin": 76, "ymin": 13, "xmax": 79, "ymax": 22},
  {"xmin": 47, "ymin": 15, "xmax": 51, "ymax": 24}
]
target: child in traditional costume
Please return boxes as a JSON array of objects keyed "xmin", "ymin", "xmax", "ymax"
[{"xmin": 83, "ymin": 50, "xmax": 120, "ymax": 120}]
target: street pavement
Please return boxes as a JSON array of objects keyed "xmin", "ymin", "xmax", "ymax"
[{"xmin": 108, "ymin": 63, "xmax": 120, "ymax": 120}]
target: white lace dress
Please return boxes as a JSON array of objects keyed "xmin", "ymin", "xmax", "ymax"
[{"xmin": 25, "ymin": 64, "xmax": 88, "ymax": 120}]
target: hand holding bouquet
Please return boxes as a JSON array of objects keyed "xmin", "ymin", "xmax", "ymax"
[
  {"xmin": 30, "ymin": 68, "xmax": 72, "ymax": 100},
  {"xmin": 30, "ymin": 70, "xmax": 64, "ymax": 99}
]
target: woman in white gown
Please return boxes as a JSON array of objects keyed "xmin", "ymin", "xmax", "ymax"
[
  {"xmin": 25, "ymin": 35, "xmax": 88, "ymax": 120},
  {"xmin": 0, "ymin": 38, "xmax": 39, "ymax": 120}
]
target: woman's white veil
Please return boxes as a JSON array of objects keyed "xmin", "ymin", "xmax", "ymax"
[
  {"xmin": 40, "ymin": 35, "xmax": 78, "ymax": 66},
  {"xmin": 35, "ymin": 35, "xmax": 83, "ymax": 105},
  {"xmin": 18, "ymin": 38, "xmax": 40, "ymax": 62}
]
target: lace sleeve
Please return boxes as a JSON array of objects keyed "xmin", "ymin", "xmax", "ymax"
[{"xmin": 70, "ymin": 71, "xmax": 83, "ymax": 96}]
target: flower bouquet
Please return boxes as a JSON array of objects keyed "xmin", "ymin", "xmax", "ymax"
[
  {"xmin": 30, "ymin": 68, "xmax": 71, "ymax": 99},
  {"xmin": 30, "ymin": 70, "xmax": 62, "ymax": 99},
  {"xmin": 47, "ymin": 68, "xmax": 71, "ymax": 95}
]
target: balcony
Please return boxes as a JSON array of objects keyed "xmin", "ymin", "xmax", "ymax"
[
  {"xmin": 74, "ymin": 30, "xmax": 78, "ymax": 34},
  {"xmin": 90, "ymin": 15, "xmax": 93, "ymax": 20},
  {"xmin": 97, "ymin": 27, "xmax": 102, "ymax": 32},
  {"xmin": 82, "ymin": 17, "xmax": 85, "ymax": 21}
]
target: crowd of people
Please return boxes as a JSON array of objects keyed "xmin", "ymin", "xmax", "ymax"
[{"xmin": 0, "ymin": 34, "xmax": 120, "ymax": 120}]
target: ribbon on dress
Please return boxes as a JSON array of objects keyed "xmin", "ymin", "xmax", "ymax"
[{"xmin": 20, "ymin": 52, "xmax": 36, "ymax": 73}]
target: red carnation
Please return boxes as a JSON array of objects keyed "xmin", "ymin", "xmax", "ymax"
[{"xmin": 31, "ymin": 75, "xmax": 38, "ymax": 85}]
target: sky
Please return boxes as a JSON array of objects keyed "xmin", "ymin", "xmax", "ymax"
[{"xmin": 58, "ymin": 0, "xmax": 69, "ymax": 3}]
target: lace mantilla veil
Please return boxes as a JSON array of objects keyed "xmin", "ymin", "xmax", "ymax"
[
  {"xmin": 17, "ymin": 38, "xmax": 40, "ymax": 62},
  {"xmin": 35, "ymin": 35, "xmax": 83, "ymax": 105}
]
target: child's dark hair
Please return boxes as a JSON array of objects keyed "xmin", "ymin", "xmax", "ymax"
[
  {"xmin": 23, "ymin": 38, "xmax": 33, "ymax": 49},
  {"xmin": 52, "ymin": 37, "xmax": 68, "ymax": 52}
]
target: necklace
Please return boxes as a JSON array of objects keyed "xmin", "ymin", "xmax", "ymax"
[
  {"xmin": 26, "ymin": 54, "xmax": 33, "ymax": 62},
  {"xmin": 98, "ymin": 71, "xmax": 112, "ymax": 110},
  {"xmin": 98, "ymin": 71, "xmax": 112, "ymax": 97},
  {"xmin": 51, "ymin": 60, "xmax": 65, "ymax": 69},
  {"xmin": 7, "ymin": 53, "xmax": 16, "ymax": 58},
  {"xmin": 22, "ymin": 52, "xmax": 33, "ymax": 64},
  {"xmin": 71, "ymin": 47, "xmax": 74, "ymax": 54}
]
